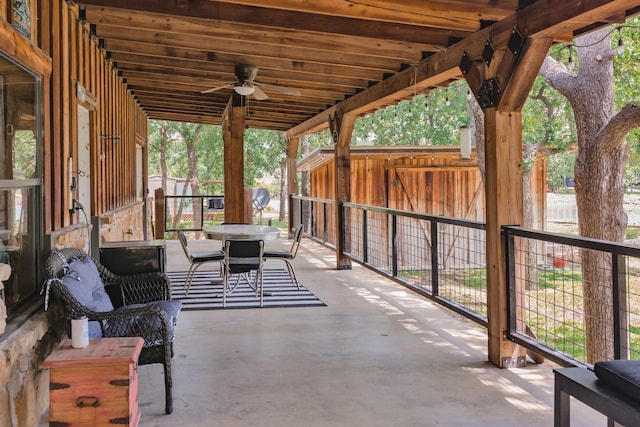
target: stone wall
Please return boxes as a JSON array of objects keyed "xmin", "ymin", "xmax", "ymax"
[
  {"xmin": 50, "ymin": 223, "xmax": 92, "ymax": 252},
  {"xmin": 97, "ymin": 201, "xmax": 146, "ymax": 243},
  {"xmin": 0, "ymin": 313, "xmax": 63, "ymax": 426}
]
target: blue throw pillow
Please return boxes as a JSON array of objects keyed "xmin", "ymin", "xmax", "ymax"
[{"xmin": 61, "ymin": 257, "xmax": 114, "ymax": 337}]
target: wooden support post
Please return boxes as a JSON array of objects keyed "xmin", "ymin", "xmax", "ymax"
[
  {"xmin": 244, "ymin": 187, "xmax": 253, "ymax": 224},
  {"xmin": 484, "ymin": 108, "xmax": 525, "ymax": 367},
  {"xmin": 223, "ymin": 92, "xmax": 247, "ymax": 224},
  {"xmin": 463, "ymin": 29, "xmax": 552, "ymax": 367},
  {"xmin": 330, "ymin": 110, "xmax": 356, "ymax": 270},
  {"xmin": 286, "ymin": 135, "xmax": 299, "ymax": 237},
  {"xmin": 154, "ymin": 187, "xmax": 165, "ymax": 239}
]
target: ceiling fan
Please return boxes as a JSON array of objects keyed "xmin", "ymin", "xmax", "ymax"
[{"xmin": 201, "ymin": 64, "xmax": 301, "ymax": 100}]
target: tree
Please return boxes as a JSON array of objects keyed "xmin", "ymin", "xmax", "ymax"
[{"xmin": 540, "ymin": 27, "xmax": 640, "ymax": 362}]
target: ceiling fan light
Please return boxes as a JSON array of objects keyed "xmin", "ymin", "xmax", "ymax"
[{"xmin": 234, "ymin": 84, "xmax": 255, "ymax": 96}]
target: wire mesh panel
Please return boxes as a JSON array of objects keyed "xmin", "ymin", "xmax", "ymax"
[
  {"xmin": 341, "ymin": 202, "xmax": 487, "ymax": 323},
  {"xmin": 436, "ymin": 222, "xmax": 487, "ymax": 316},
  {"xmin": 395, "ymin": 216, "xmax": 433, "ymax": 291},
  {"xmin": 346, "ymin": 208, "xmax": 364, "ymax": 261},
  {"xmin": 624, "ymin": 256, "xmax": 640, "ymax": 360},
  {"xmin": 366, "ymin": 210, "xmax": 392, "ymax": 273},
  {"xmin": 506, "ymin": 227, "xmax": 640, "ymax": 366}
]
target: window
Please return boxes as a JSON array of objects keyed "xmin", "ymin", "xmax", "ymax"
[{"xmin": 0, "ymin": 52, "xmax": 42, "ymax": 318}]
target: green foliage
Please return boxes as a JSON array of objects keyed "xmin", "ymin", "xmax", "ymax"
[
  {"xmin": 13, "ymin": 130, "xmax": 37, "ymax": 178},
  {"xmin": 147, "ymin": 120, "xmax": 286, "ymax": 191},
  {"xmin": 546, "ymin": 152, "xmax": 576, "ymax": 192},
  {"xmin": 351, "ymin": 84, "xmax": 472, "ymax": 147},
  {"xmin": 523, "ymin": 77, "xmax": 577, "ymax": 150}
]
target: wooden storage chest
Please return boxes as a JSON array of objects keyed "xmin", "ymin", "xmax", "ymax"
[{"xmin": 41, "ymin": 337, "xmax": 144, "ymax": 427}]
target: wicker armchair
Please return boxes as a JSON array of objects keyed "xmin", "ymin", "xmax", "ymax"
[{"xmin": 43, "ymin": 248, "xmax": 181, "ymax": 414}]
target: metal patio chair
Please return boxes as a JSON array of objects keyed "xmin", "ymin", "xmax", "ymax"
[
  {"xmin": 223, "ymin": 239, "xmax": 264, "ymax": 307},
  {"xmin": 263, "ymin": 224, "xmax": 303, "ymax": 289},
  {"xmin": 178, "ymin": 229, "xmax": 225, "ymax": 295}
]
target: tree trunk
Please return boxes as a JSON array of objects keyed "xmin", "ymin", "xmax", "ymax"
[
  {"xmin": 522, "ymin": 143, "xmax": 540, "ymax": 290},
  {"xmin": 540, "ymin": 28, "xmax": 637, "ymax": 362},
  {"xmin": 159, "ymin": 122, "xmax": 169, "ymax": 192},
  {"xmin": 469, "ymin": 100, "xmax": 485, "ymax": 186},
  {"xmin": 187, "ymin": 125, "xmax": 202, "ymax": 237}
]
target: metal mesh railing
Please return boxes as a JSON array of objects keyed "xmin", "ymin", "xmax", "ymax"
[
  {"xmin": 505, "ymin": 226, "xmax": 640, "ymax": 367},
  {"xmin": 290, "ymin": 196, "xmax": 640, "ymax": 367},
  {"xmin": 342, "ymin": 202, "xmax": 487, "ymax": 324}
]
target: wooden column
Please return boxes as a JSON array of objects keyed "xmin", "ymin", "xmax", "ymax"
[
  {"xmin": 223, "ymin": 92, "xmax": 246, "ymax": 224},
  {"xmin": 464, "ymin": 32, "xmax": 552, "ymax": 367},
  {"xmin": 154, "ymin": 187, "xmax": 165, "ymax": 238},
  {"xmin": 330, "ymin": 110, "xmax": 356, "ymax": 270},
  {"xmin": 484, "ymin": 109, "xmax": 525, "ymax": 367},
  {"xmin": 286, "ymin": 135, "xmax": 299, "ymax": 237}
]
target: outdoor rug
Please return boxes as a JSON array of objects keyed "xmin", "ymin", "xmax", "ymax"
[{"xmin": 167, "ymin": 269, "xmax": 326, "ymax": 310}]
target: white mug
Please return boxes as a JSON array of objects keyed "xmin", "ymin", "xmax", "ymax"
[{"xmin": 71, "ymin": 317, "xmax": 89, "ymax": 348}]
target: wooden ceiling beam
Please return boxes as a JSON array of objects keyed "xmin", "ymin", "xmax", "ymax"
[
  {"xmin": 96, "ymin": 27, "xmax": 403, "ymax": 72},
  {"xmin": 104, "ymin": 42, "xmax": 389, "ymax": 80},
  {"xmin": 125, "ymin": 77, "xmax": 345, "ymax": 102},
  {"xmin": 78, "ymin": 0, "xmax": 471, "ymax": 45},
  {"xmin": 121, "ymin": 70, "xmax": 362, "ymax": 95},
  {"xmin": 210, "ymin": 0, "xmax": 515, "ymax": 29},
  {"xmin": 86, "ymin": 7, "xmax": 443, "ymax": 60},
  {"xmin": 133, "ymin": 97, "xmax": 324, "ymax": 115},
  {"xmin": 129, "ymin": 84, "xmax": 325, "ymax": 111},
  {"xmin": 114, "ymin": 63, "xmax": 370, "ymax": 91},
  {"xmin": 146, "ymin": 109, "xmax": 292, "ymax": 130}
]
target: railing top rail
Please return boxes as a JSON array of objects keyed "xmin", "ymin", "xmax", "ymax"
[
  {"xmin": 341, "ymin": 200, "xmax": 486, "ymax": 230},
  {"xmin": 166, "ymin": 194, "xmax": 224, "ymax": 199},
  {"xmin": 503, "ymin": 225, "xmax": 640, "ymax": 257},
  {"xmin": 290, "ymin": 194, "xmax": 336, "ymax": 204}
]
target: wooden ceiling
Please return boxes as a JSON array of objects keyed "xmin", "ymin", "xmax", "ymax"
[{"xmin": 73, "ymin": 0, "xmax": 640, "ymax": 133}]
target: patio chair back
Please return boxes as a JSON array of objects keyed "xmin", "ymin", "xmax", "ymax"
[
  {"xmin": 178, "ymin": 229, "xmax": 190, "ymax": 258},
  {"xmin": 263, "ymin": 224, "xmax": 304, "ymax": 290},
  {"xmin": 177, "ymin": 229, "xmax": 224, "ymax": 296},
  {"xmin": 224, "ymin": 239, "xmax": 264, "ymax": 274},
  {"xmin": 289, "ymin": 224, "xmax": 304, "ymax": 259}
]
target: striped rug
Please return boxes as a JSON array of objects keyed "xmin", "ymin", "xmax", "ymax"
[{"xmin": 168, "ymin": 269, "xmax": 325, "ymax": 310}]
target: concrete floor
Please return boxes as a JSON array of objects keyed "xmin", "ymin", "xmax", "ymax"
[{"xmin": 39, "ymin": 235, "xmax": 606, "ymax": 426}]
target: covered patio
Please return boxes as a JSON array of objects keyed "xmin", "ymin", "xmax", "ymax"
[
  {"xmin": 128, "ymin": 238, "xmax": 603, "ymax": 426},
  {"xmin": 2, "ymin": 1, "xmax": 640, "ymax": 424}
]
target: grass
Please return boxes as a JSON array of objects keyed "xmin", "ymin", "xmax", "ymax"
[
  {"xmin": 538, "ymin": 269, "xmax": 582, "ymax": 289},
  {"xmin": 627, "ymin": 226, "xmax": 640, "ymax": 240}
]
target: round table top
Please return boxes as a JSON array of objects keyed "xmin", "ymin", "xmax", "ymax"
[{"xmin": 203, "ymin": 224, "xmax": 281, "ymax": 241}]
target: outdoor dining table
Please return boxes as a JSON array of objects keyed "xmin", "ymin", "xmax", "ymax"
[
  {"xmin": 203, "ymin": 224, "xmax": 281, "ymax": 241},
  {"xmin": 202, "ymin": 224, "xmax": 280, "ymax": 296}
]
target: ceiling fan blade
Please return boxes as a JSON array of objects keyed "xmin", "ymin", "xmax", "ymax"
[
  {"xmin": 252, "ymin": 87, "xmax": 269, "ymax": 100},
  {"xmin": 254, "ymin": 82, "xmax": 301, "ymax": 96},
  {"xmin": 201, "ymin": 83, "xmax": 234, "ymax": 94}
]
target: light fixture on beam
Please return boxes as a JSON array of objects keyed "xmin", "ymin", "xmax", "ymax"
[
  {"xmin": 234, "ymin": 83, "xmax": 255, "ymax": 96},
  {"xmin": 460, "ymin": 126, "xmax": 472, "ymax": 160}
]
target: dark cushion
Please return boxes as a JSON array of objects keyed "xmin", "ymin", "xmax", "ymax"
[
  {"xmin": 263, "ymin": 249, "xmax": 293, "ymax": 259},
  {"xmin": 116, "ymin": 299, "xmax": 182, "ymax": 344},
  {"xmin": 191, "ymin": 250, "xmax": 225, "ymax": 263},
  {"xmin": 594, "ymin": 360, "xmax": 640, "ymax": 403}
]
